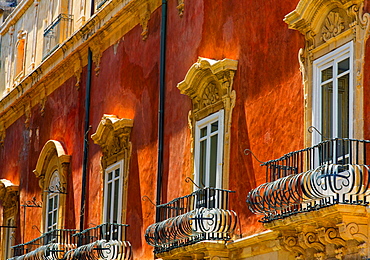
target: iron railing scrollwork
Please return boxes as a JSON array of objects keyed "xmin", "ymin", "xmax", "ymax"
[
  {"xmin": 9, "ymin": 229, "xmax": 77, "ymax": 260},
  {"xmin": 246, "ymin": 138, "xmax": 370, "ymax": 222},
  {"xmin": 66, "ymin": 223, "xmax": 132, "ymax": 260},
  {"xmin": 145, "ymin": 187, "xmax": 238, "ymax": 253}
]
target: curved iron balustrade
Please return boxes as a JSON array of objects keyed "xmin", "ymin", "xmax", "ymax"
[
  {"xmin": 145, "ymin": 188, "xmax": 238, "ymax": 253},
  {"xmin": 246, "ymin": 138, "xmax": 370, "ymax": 222},
  {"xmin": 69, "ymin": 223, "xmax": 132, "ymax": 260},
  {"xmin": 63, "ymin": 239, "xmax": 132, "ymax": 260},
  {"xmin": 8, "ymin": 229, "xmax": 77, "ymax": 260}
]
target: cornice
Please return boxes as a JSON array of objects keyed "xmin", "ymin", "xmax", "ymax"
[
  {"xmin": 0, "ymin": 0, "xmax": 34, "ymax": 36},
  {"xmin": 0, "ymin": 0, "xmax": 161, "ymax": 138}
]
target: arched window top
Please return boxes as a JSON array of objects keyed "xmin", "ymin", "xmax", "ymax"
[{"xmin": 33, "ymin": 140, "xmax": 70, "ymax": 190}]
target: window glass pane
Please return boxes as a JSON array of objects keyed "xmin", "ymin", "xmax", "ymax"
[
  {"xmin": 106, "ymin": 182, "xmax": 112, "ymax": 223},
  {"xmin": 48, "ymin": 197, "xmax": 53, "ymax": 212},
  {"xmin": 322, "ymin": 82, "xmax": 333, "ymax": 140},
  {"xmin": 113, "ymin": 179, "xmax": 120, "ymax": 223},
  {"xmin": 108, "ymin": 171, "xmax": 112, "ymax": 181},
  {"xmin": 211, "ymin": 121, "xmax": 218, "ymax": 133},
  {"xmin": 48, "ymin": 212, "xmax": 53, "ymax": 229},
  {"xmin": 338, "ymin": 74, "xmax": 349, "ymax": 139},
  {"xmin": 321, "ymin": 67, "xmax": 333, "ymax": 82},
  {"xmin": 338, "ymin": 58, "xmax": 349, "ymax": 74},
  {"xmin": 115, "ymin": 168, "xmax": 120, "ymax": 178},
  {"xmin": 200, "ymin": 126, "xmax": 207, "ymax": 138},
  {"xmin": 54, "ymin": 195, "xmax": 58, "ymax": 209},
  {"xmin": 209, "ymin": 134, "xmax": 218, "ymax": 188},
  {"xmin": 53, "ymin": 211, "xmax": 57, "ymax": 225},
  {"xmin": 199, "ymin": 139, "xmax": 207, "ymax": 187}
]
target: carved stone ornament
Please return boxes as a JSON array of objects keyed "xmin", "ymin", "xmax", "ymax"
[
  {"xmin": 201, "ymin": 83, "xmax": 220, "ymax": 109},
  {"xmin": 0, "ymin": 179, "xmax": 19, "ymax": 209},
  {"xmin": 91, "ymin": 115, "xmax": 133, "ymax": 168},
  {"xmin": 278, "ymin": 222, "xmax": 369, "ymax": 259},
  {"xmin": 322, "ymin": 11, "xmax": 345, "ymax": 41}
]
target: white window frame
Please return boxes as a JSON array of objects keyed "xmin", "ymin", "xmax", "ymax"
[
  {"xmin": 194, "ymin": 110, "xmax": 224, "ymax": 189},
  {"xmin": 312, "ymin": 41, "xmax": 354, "ymax": 145},
  {"xmin": 103, "ymin": 160, "xmax": 124, "ymax": 224},
  {"xmin": 45, "ymin": 170, "xmax": 60, "ymax": 233},
  {"xmin": 4, "ymin": 217, "xmax": 14, "ymax": 259}
]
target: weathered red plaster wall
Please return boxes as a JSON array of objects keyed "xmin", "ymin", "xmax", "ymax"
[
  {"xmin": 161, "ymin": 0, "xmax": 304, "ymax": 236},
  {"xmin": 85, "ymin": 9, "xmax": 162, "ymax": 259},
  {"xmin": 0, "ymin": 0, "xmax": 310, "ymax": 257}
]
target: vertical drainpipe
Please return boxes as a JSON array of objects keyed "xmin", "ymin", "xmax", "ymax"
[
  {"xmin": 156, "ymin": 0, "xmax": 167, "ymax": 223},
  {"xmin": 79, "ymin": 49, "xmax": 93, "ymax": 236}
]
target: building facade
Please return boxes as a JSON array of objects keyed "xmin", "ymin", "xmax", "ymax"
[{"xmin": 0, "ymin": 0, "xmax": 370, "ymax": 259}]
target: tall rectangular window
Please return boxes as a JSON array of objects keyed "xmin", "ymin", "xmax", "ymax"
[
  {"xmin": 103, "ymin": 160, "xmax": 124, "ymax": 239},
  {"xmin": 46, "ymin": 171, "xmax": 60, "ymax": 233},
  {"xmin": 194, "ymin": 110, "xmax": 224, "ymax": 189},
  {"xmin": 313, "ymin": 42, "xmax": 353, "ymax": 143}
]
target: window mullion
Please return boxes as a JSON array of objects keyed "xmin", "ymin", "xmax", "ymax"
[
  {"xmin": 333, "ymin": 60, "xmax": 339, "ymax": 138},
  {"xmin": 205, "ymin": 124, "xmax": 212, "ymax": 187}
]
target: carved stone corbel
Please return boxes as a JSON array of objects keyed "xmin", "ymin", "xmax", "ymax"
[
  {"xmin": 0, "ymin": 121, "xmax": 5, "ymax": 145},
  {"xmin": 177, "ymin": 0, "xmax": 185, "ymax": 17},
  {"xmin": 281, "ymin": 235, "xmax": 306, "ymax": 256},
  {"xmin": 317, "ymin": 227, "xmax": 345, "ymax": 247},
  {"xmin": 298, "ymin": 232, "xmax": 325, "ymax": 252},
  {"xmin": 74, "ymin": 54, "xmax": 83, "ymax": 90},
  {"xmin": 337, "ymin": 222, "xmax": 367, "ymax": 243},
  {"xmin": 89, "ymin": 39, "xmax": 102, "ymax": 76},
  {"xmin": 39, "ymin": 84, "xmax": 47, "ymax": 116},
  {"xmin": 139, "ymin": 2, "xmax": 151, "ymax": 41},
  {"xmin": 24, "ymin": 99, "xmax": 32, "ymax": 128}
]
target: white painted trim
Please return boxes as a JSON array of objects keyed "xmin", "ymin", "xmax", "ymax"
[
  {"xmin": 103, "ymin": 160, "xmax": 124, "ymax": 224},
  {"xmin": 194, "ymin": 110, "xmax": 224, "ymax": 189},
  {"xmin": 312, "ymin": 41, "xmax": 353, "ymax": 144}
]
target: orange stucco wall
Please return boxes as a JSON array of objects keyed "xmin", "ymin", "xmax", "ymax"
[{"xmin": 6, "ymin": 0, "xmax": 364, "ymax": 258}]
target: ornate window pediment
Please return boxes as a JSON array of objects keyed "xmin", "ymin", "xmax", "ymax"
[
  {"xmin": 0, "ymin": 179, "xmax": 18, "ymax": 209},
  {"xmin": 91, "ymin": 114, "xmax": 133, "ymax": 169},
  {"xmin": 284, "ymin": 0, "xmax": 365, "ymax": 47},
  {"xmin": 177, "ymin": 57, "xmax": 238, "ymax": 189}
]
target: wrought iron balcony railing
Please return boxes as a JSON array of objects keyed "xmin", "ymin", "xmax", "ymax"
[
  {"xmin": 8, "ymin": 229, "xmax": 77, "ymax": 260},
  {"xmin": 246, "ymin": 138, "xmax": 370, "ymax": 223},
  {"xmin": 43, "ymin": 14, "xmax": 73, "ymax": 59},
  {"xmin": 145, "ymin": 187, "xmax": 238, "ymax": 254},
  {"xmin": 65, "ymin": 223, "xmax": 132, "ymax": 260}
]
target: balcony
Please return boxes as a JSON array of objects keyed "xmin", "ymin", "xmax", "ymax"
[
  {"xmin": 145, "ymin": 187, "xmax": 238, "ymax": 254},
  {"xmin": 9, "ymin": 229, "xmax": 77, "ymax": 260},
  {"xmin": 246, "ymin": 138, "xmax": 370, "ymax": 223},
  {"xmin": 67, "ymin": 223, "xmax": 132, "ymax": 260},
  {"xmin": 43, "ymin": 14, "xmax": 73, "ymax": 59}
]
